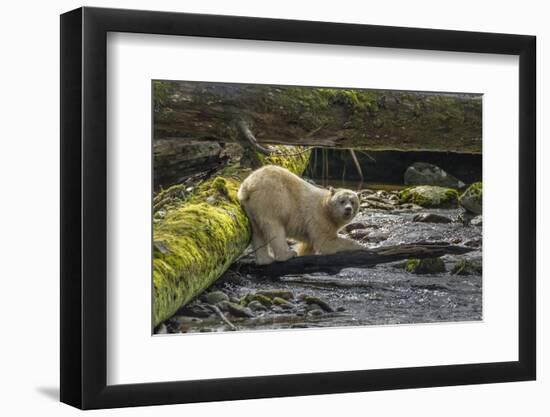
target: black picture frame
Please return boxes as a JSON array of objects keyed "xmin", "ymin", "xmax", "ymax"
[{"xmin": 60, "ymin": 6, "xmax": 536, "ymax": 410}]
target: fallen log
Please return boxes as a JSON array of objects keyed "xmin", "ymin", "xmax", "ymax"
[
  {"xmin": 153, "ymin": 81, "xmax": 482, "ymax": 153},
  {"xmin": 153, "ymin": 138, "xmax": 227, "ymax": 189},
  {"xmin": 152, "ymin": 145, "xmax": 311, "ymax": 327},
  {"xmin": 233, "ymin": 243, "xmax": 474, "ymax": 278}
]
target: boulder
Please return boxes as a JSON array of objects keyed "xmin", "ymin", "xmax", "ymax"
[
  {"xmin": 451, "ymin": 259, "xmax": 482, "ymax": 275},
  {"xmin": 470, "ymin": 215, "xmax": 483, "ymax": 227},
  {"xmin": 404, "ymin": 162, "xmax": 465, "ymax": 188},
  {"xmin": 459, "ymin": 182, "xmax": 482, "ymax": 214},
  {"xmin": 413, "ymin": 213, "xmax": 452, "ymax": 224},
  {"xmin": 399, "ymin": 186, "xmax": 459, "ymax": 208},
  {"xmin": 405, "ymin": 257, "xmax": 446, "ymax": 274}
]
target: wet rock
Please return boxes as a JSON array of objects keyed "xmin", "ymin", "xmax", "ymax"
[
  {"xmin": 348, "ymin": 228, "xmax": 370, "ymax": 240},
  {"xmin": 359, "ymin": 189, "xmax": 375, "ymax": 197},
  {"xmin": 243, "ymin": 293, "xmax": 272, "ymax": 307},
  {"xmin": 337, "ymin": 306, "xmax": 346, "ymax": 312},
  {"xmin": 300, "ymin": 295, "xmax": 334, "ymax": 312},
  {"xmin": 272, "ymin": 297, "xmax": 295, "ymax": 310},
  {"xmin": 155, "ymin": 323, "xmax": 168, "ymax": 334},
  {"xmin": 225, "ymin": 302, "xmax": 255, "ymax": 318},
  {"xmin": 256, "ymin": 289, "xmax": 294, "ymax": 300},
  {"xmin": 396, "ymin": 203, "xmax": 424, "ymax": 212},
  {"xmin": 247, "ymin": 300, "xmax": 268, "ymax": 312},
  {"xmin": 452, "ymin": 259, "xmax": 482, "ymax": 275},
  {"xmin": 470, "ymin": 215, "xmax": 483, "ymax": 227},
  {"xmin": 405, "ymin": 257, "xmax": 446, "ymax": 274},
  {"xmin": 271, "ymin": 306, "xmax": 287, "ymax": 314},
  {"xmin": 177, "ymin": 303, "xmax": 213, "ymax": 318},
  {"xmin": 464, "ymin": 238, "xmax": 482, "ymax": 247},
  {"xmin": 173, "ymin": 316, "xmax": 202, "ymax": 325},
  {"xmin": 404, "ymin": 162, "xmax": 465, "ymax": 189},
  {"xmin": 413, "ymin": 213, "xmax": 452, "ymax": 224},
  {"xmin": 307, "ymin": 309, "xmax": 324, "ymax": 317},
  {"xmin": 458, "ymin": 210, "xmax": 477, "ymax": 226},
  {"xmin": 459, "ymin": 182, "xmax": 482, "ymax": 214},
  {"xmin": 366, "ymin": 231, "xmax": 389, "ymax": 243},
  {"xmin": 399, "ymin": 186, "xmax": 459, "ymax": 208},
  {"xmin": 205, "ymin": 291, "xmax": 229, "ymax": 305},
  {"xmin": 344, "ymin": 222, "xmax": 368, "ymax": 233}
]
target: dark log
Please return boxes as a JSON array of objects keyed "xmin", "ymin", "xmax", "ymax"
[
  {"xmin": 233, "ymin": 243, "xmax": 474, "ymax": 277},
  {"xmin": 153, "ymin": 138, "xmax": 227, "ymax": 189},
  {"xmin": 153, "ymin": 81, "xmax": 482, "ymax": 153}
]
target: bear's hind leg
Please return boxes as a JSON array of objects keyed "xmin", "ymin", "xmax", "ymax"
[
  {"xmin": 249, "ymin": 218, "xmax": 274, "ymax": 265},
  {"xmin": 263, "ymin": 222, "xmax": 296, "ymax": 262}
]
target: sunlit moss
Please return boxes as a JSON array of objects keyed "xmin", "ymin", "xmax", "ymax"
[
  {"xmin": 399, "ymin": 185, "xmax": 458, "ymax": 208},
  {"xmin": 152, "ymin": 147, "xmax": 311, "ymax": 326}
]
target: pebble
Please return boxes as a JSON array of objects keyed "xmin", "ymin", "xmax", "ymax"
[
  {"xmin": 245, "ymin": 293, "xmax": 272, "ymax": 307},
  {"xmin": 247, "ymin": 300, "xmax": 268, "ymax": 312},
  {"xmin": 272, "ymin": 297, "xmax": 295, "ymax": 310},
  {"xmin": 470, "ymin": 215, "xmax": 483, "ymax": 227},
  {"xmin": 177, "ymin": 303, "xmax": 213, "ymax": 318},
  {"xmin": 205, "ymin": 291, "xmax": 229, "ymax": 305},
  {"xmin": 226, "ymin": 302, "xmax": 255, "ymax": 318},
  {"xmin": 464, "ymin": 238, "xmax": 482, "ymax": 248},
  {"xmin": 300, "ymin": 295, "xmax": 334, "ymax": 312},
  {"xmin": 308, "ymin": 309, "xmax": 324, "ymax": 317},
  {"xmin": 155, "ymin": 324, "xmax": 168, "ymax": 334}
]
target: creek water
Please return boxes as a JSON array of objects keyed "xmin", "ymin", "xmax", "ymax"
[{"xmin": 161, "ymin": 190, "xmax": 482, "ymax": 334}]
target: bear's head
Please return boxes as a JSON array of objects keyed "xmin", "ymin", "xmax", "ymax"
[{"xmin": 327, "ymin": 187, "xmax": 360, "ymax": 226}]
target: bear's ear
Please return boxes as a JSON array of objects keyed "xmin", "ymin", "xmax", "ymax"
[{"xmin": 328, "ymin": 186, "xmax": 335, "ymax": 196}]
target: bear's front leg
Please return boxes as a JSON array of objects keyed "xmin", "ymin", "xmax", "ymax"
[
  {"xmin": 316, "ymin": 236, "xmax": 365, "ymax": 255},
  {"xmin": 296, "ymin": 241, "xmax": 315, "ymax": 256}
]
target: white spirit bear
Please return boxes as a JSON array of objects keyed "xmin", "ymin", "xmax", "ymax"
[{"xmin": 238, "ymin": 165, "xmax": 364, "ymax": 265}]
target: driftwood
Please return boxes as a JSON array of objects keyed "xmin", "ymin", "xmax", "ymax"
[{"xmin": 234, "ymin": 243, "xmax": 474, "ymax": 278}]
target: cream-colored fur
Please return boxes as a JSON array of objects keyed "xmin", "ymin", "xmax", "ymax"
[{"xmin": 237, "ymin": 165, "xmax": 364, "ymax": 265}]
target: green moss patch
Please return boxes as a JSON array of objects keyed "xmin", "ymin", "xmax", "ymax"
[
  {"xmin": 399, "ymin": 185, "xmax": 459, "ymax": 208},
  {"xmin": 406, "ymin": 257, "xmax": 446, "ymax": 274}
]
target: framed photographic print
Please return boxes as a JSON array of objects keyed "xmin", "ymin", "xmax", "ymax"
[{"xmin": 60, "ymin": 6, "xmax": 536, "ymax": 409}]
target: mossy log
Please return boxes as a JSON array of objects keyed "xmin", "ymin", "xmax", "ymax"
[
  {"xmin": 152, "ymin": 147, "xmax": 311, "ymax": 327},
  {"xmin": 154, "ymin": 81, "xmax": 482, "ymax": 153}
]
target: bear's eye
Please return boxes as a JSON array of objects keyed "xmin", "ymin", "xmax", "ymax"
[{"xmin": 340, "ymin": 200, "xmax": 346, "ymax": 205}]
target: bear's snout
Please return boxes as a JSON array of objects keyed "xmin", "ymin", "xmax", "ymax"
[{"xmin": 344, "ymin": 206, "xmax": 353, "ymax": 216}]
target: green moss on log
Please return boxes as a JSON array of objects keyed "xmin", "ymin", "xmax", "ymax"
[
  {"xmin": 153, "ymin": 177, "xmax": 249, "ymax": 326},
  {"xmin": 152, "ymin": 147, "xmax": 311, "ymax": 326},
  {"xmin": 154, "ymin": 81, "xmax": 482, "ymax": 153}
]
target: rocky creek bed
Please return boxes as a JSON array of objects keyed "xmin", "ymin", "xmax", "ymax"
[{"xmin": 156, "ymin": 187, "xmax": 482, "ymax": 335}]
